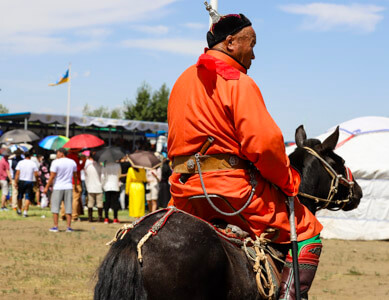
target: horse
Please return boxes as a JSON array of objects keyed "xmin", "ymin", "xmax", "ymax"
[
  {"xmin": 94, "ymin": 126, "xmax": 362, "ymax": 300},
  {"xmin": 291, "ymin": 125, "xmax": 362, "ymax": 214}
]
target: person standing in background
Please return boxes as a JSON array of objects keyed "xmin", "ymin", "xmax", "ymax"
[
  {"xmin": 66, "ymin": 149, "xmax": 85, "ymax": 221},
  {"xmin": 146, "ymin": 167, "xmax": 161, "ymax": 213},
  {"xmin": 80, "ymin": 153, "xmax": 88, "ymax": 210},
  {"xmin": 101, "ymin": 161, "xmax": 121, "ymax": 224},
  {"xmin": 38, "ymin": 154, "xmax": 52, "ymax": 206},
  {"xmin": 119, "ymin": 155, "xmax": 131, "ymax": 210},
  {"xmin": 30, "ymin": 153, "xmax": 41, "ymax": 206},
  {"xmin": 84, "ymin": 154, "xmax": 104, "ymax": 222},
  {"xmin": 14, "ymin": 152, "xmax": 39, "ymax": 217},
  {"xmin": 0, "ymin": 149, "xmax": 13, "ymax": 210},
  {"xmin": 44, "ymin": 148, "xmax": 77, "ymax": 232},
  {"xmin": 158, "ymin": 158, "xmax": 172, "ymax": 208},
  {"xmin": 10, "ymin": 151, "xmax": 23, "ymax": 210},
  {"xmin": 126, "ymin": 166, "xmax": 147, "ymax": 218}
]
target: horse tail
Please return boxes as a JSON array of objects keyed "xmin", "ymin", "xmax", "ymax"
[{"xmin": 94, "ymin": 240, "xmax": 147, "ymax": 300}]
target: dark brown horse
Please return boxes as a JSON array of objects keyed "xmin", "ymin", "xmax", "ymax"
[{"xmin": 94, "ymin": 126, "xmax": 362, "ymax": 300}]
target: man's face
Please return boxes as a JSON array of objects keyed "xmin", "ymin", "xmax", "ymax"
[
  {"xmin": 232, "ymin": 26, "xmax": 256, "ymax": 69},
  {"xmin": 56, "ymin": 151, "xmax": 64, "ymax": 158}
]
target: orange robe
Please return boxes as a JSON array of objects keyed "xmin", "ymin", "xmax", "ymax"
[{"xmin": 167, "ymin": 49, "xmax": 322, "ymax": 243}]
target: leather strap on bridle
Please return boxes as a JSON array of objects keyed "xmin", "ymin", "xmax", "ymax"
[{"xmin": 298, "ymin": 147, "xmax": 354, "ymax": 211}]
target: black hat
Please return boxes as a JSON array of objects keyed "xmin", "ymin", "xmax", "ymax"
[{"xmin": 207, "ymin": 14, "xmax": 252, "ymax": 48}]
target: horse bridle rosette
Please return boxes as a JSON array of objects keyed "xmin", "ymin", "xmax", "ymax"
[{"xmin": 298, "ymin": 147, "xmax": 354, "ymax": 210}]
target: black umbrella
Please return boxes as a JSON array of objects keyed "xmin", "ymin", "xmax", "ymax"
[
  {"xmin": 95, "ymin": 147, "xmax": 125, "ymax": 163},
  {"xmin": 128, "ymin": 150, "xmax": 162, "ymax": 169},
  {"xmin": 0, "ymin": 129, "xmax": 40, "ymax": 144}
]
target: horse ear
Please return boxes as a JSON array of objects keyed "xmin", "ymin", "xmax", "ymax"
[
  {"xmin": 321, "ymin": 126, "xmax": 339, "ymax": 151},
  {"xmin": 295, "ymin": 125, "xmax": 307, "ymax": 148}
]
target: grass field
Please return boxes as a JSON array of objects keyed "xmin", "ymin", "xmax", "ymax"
[{"xmin": 0, "ymin": 206, "xmax": 388, "ymax": 299}]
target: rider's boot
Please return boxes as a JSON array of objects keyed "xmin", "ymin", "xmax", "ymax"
[{"xmin": 278, "ymin": 235, "xmax": 322, "ymax": 300}]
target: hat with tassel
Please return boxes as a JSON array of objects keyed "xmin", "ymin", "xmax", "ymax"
[{"xmin": 204, "ymin": 1, "xmax": 252, "ymax": 48}]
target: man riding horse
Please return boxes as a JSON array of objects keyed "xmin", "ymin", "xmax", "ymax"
[{"xmin": 167, "ymin": 4, "xmax": 322, "ymax": 299}]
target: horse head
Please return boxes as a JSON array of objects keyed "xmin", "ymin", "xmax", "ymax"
[{"xmin": 289, "ymin": 125, "xmax": 362, "ymax": 215}]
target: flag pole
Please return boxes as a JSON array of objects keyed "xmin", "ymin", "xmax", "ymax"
[
  {"xmin": 209, "ymin": 0, "xmax": 218, "ymax": 27},
  {"xmin": 65, "ymin": 63, "xmax": 71, "ymax": 138}
]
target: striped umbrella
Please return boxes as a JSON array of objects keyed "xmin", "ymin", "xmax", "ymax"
[
  {"xmin": 39, "ymin": 135, "xmax": 69, "ymax": 151},
  {"xmin": 9, "ymin": 144, "xmax": 30, "ymax": 153}
]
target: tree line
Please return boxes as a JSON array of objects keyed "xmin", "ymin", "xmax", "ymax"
[
  {"xmin": 83, "ymin": 82, "xmax": 170, "ymax": 122},
  {"xmin": 0, "ymin": 82, "xmax": 170, "ymax": 121}
]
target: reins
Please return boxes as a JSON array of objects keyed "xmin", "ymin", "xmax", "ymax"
[{"xmin": 298, "ymin": 146, "xmax": 354, "ymax": 211}]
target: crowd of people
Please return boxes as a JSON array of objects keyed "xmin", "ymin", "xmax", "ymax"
[{"xmin": 0, "ymin": 145, "xmax": 172, "ymax": 232}]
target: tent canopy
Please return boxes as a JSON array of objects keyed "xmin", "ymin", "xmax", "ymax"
[{"xmin": 0, "ymin": 112, "xmax": 168, "ymax": 132}]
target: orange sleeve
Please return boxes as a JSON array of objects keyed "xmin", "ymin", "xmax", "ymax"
[{"xmin": 230, "ymin": 76, "xmax": 300, "ymax": 196}]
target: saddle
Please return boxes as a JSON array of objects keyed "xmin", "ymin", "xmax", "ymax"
[{"xmin": 107, "ymin": 207, "xmax": 285, "ymax": 300}]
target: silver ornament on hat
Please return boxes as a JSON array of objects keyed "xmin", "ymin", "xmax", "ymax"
[{"xmin": 204, "ymin": 1, "xmax": 221, "ymax": 24}]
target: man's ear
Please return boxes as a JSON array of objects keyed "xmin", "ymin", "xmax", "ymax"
[{"xmin": 225, "ymin": 35, "xmax": 235, "ymax": 51}]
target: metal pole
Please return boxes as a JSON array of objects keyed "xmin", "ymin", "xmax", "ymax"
[
  {"xmin": 209, "ymin": 0, "xmax": 219, "ymax": 28},
  {"xmin": 65, "ymin": 63, "xmax": 72, "ymax": 138},
  {"xmin": 288, "ymin": 196, "xmax": 301, "ymax": 300},
  {"xmin": 109, "ymin": 127, "xmax": 112, "ymax": 146},
  {"xmin": 132, "ymin": 131, "xmax": 136, "ymax": 152},
  {"xmin": 24, "ymin": 118, "xmax": 28, "ymax": 130}
]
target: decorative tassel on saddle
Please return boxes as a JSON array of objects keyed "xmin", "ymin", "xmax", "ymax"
[
  {"xmin": 107, "ymin": 207, "xmax": 179, "ymax": 264},
  {"xmin": 242, "ymin": 228, "xmax": 284, "ymax": 300},
  {"xmin": 106, "ymin": 207, "xmax": 284, "ymax": 300}
]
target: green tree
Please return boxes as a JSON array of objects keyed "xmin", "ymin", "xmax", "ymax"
[
  {"xmin": 150, "ymin": 84, "xmax": 169, "ymax": 122},
  {"xmin": 0, "ymin": 104, "xmax": 9, "ymax": 114},
  {"xmin": 82, "ymin": 104, "xmax": 122, "ymax": 119},
  {"xmin": 124, "ymin": 82, "xmax": 170, "ymax": 122}
]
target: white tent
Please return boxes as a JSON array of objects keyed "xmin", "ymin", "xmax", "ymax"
[{"xmin": 287, "ymin": 116, "xmax": 389, "ymax": 240}]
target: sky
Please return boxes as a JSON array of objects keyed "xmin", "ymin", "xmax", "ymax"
[{"xmin": 0, "ymin": 0, "xmax": 388, "ymax": 141}]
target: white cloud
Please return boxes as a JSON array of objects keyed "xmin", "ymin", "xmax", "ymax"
[
  {"xmin": 121, "ymin": 38, "xmax": 205, "ymax": 56},
  {"xmin": 75, "ymin": 28, "xmax": 111, "ymax": 38},
  {"xmin": 0, "ymin": 35, "xmax": 102, "ymax": 54},
  {"xmin": 131, "ymin": 25, "xmax": 169, "ymax": 35},
  {"xmin": 280, "ymin": 3, "xmax": 385, "ymax": 33},
  {"xmin": 84, "ymin": 71, "xmax": 91, "ymax": 78},
  {"xmin": 183, "ymin": 23, "xmax": 208, "ymax": 30},
  {"xmin": 0, "ymin": 0, "xmax": 177, "ymax": 54}
]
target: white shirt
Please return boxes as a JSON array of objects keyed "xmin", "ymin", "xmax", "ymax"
[
  {"xmin": 30, "ymin": 156, "xmax": 40, "ymax": 182},
  {"xmin": 80, "ymin": 159, "xmax": 86, "ymax": 180},
  {"xmin": 15, "ymin": 159, "xmax": 38, "ymax": 181},
  {"xmin": 146, "ymin": 167, "xmax": 161, "ymax": 189},
  {"xmin": 84, "ymin": 159, "xmax": 103, "ymax": 193},
  {"xmin": 50, "ymin": 157, "xmax": 77, "ymax": 190},
  {"xmin": 101, "ymin": 162, "xmax": 121, "ymax": 192}
]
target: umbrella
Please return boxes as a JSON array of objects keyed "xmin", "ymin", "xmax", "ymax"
[
  {"xmin": 39, "ymin": 135, "xmax": 69, "ymax": 151},
  {"xmin": 128, "ymin": 150, "xmax": 162, "ymax": 169},
  {"xmin": 0, "ymin": 129, "xmax": 40, "ymax": 144},
  {"xmin": 63, "ymin": 134, "xmax": 104, "ymax": 149},
  {"xmin": 95, "ymin": 147, "xmax": 125, "ymax": 163},
  {"xmin": 19, "ymin": 143, "xmax": 33, "ymax": 151},
  {"xmin": 9, "ymin": 144, "xmax": 30, "ymax": 153}
]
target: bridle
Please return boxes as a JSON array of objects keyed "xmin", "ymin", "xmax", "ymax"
[{"xmin": 298, "ymin": 146, "xmax": 354, "ymax": 211}]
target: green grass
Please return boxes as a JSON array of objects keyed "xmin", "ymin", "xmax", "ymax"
[{"xmin": 0, "ymin": 205, "xmax": 136, "ymax": 222}]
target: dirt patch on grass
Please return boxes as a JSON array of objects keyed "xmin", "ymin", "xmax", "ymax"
[{"xmin": 0, "ymin": 208, "xmax": 388, "ymax": 299}]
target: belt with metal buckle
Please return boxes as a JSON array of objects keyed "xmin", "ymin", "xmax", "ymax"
[{"xmin": 173, "ymin": 153, "xmax": 250, "ymax": 174}]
